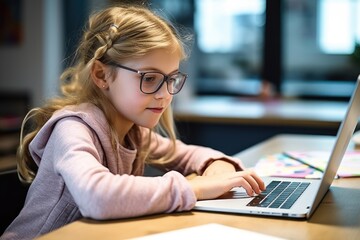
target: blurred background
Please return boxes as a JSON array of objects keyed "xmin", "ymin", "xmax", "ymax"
[
  {"xmin": 1, "ymin": 0, "xmax": 360, "ymax": 106},
  {"xmin": 0, "ymin": 0, "xmax": 360, "ymax": 231}
]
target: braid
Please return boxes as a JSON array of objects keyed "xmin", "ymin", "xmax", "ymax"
[{"xmin": 87, "ymin": 24, "xmax": 119, "ymax": 65}]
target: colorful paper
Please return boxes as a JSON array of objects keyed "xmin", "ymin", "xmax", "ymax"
[{"xmin": 254, "ymin": 151, "xmax": 360, "ymax": 179}]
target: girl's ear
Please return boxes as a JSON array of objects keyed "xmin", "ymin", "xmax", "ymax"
[{"xmin": 91, "ymin": 60, "xmax": 109, "ymax": 89}]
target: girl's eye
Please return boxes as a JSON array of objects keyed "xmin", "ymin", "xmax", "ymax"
[
  {"xmin": 169, "ymin": 74, "xmax": 180, "ymax": 82},
  {"xmin": 143, "ymin": 76, "xmax": 156, "ymax": 82},
  {"xmin": 142, "ymin": 73, "xmax": 162, "ymax": 83}
]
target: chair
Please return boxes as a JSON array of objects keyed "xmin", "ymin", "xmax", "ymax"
[{"xmin": 0, "ymin": 169, "xmax": 29, "ymax": 234}]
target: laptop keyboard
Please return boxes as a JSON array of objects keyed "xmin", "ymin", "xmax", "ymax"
[{"xmin": 247, "ymin": 181, "xmax": 310, "ymax": 209}]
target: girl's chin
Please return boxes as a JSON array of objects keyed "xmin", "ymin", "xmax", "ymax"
[{"xmin": 138, "ymin": 121, "xmax": 160, "ymax": 129}]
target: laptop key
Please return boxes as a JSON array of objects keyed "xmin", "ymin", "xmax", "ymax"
[
  {"xmin": 247, "ymin": 181, "xmax": 281, "ymax": 206},
  {"xmin": 269, "ymin": 182, "xmax": 300, "ymax": 208},
  {"xmin": 280, "ymin": 183, "xmax": 310, "ymax": 209},
  {"xmin": 247, "ymin": 181, "xmax": 310, "ymax": 209},
  {"xmin": 248, "ymin": 181, "xmax": 289, "ymax": 207}
]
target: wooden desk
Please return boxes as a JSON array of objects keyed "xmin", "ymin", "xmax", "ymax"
[
  {"xmin": 174, "ymin": 97, "xmax": 348, "ymax": 128},
  {"xmin": 173, "ymin": 97, "xmax": 354, "ymax": 156},
  {"xmin": 38, "ymin": 134, "xmax": 360, "ymax": 240}
]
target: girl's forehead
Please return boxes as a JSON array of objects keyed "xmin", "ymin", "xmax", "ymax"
[
  {"xmin": 144, "ymin": 47, "xmax": 182, "ymax": 60},
  {"xmin": 124, "ymin": 48, "xmax": 181, "ymax": 70}
]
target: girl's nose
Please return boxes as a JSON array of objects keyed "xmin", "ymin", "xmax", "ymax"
[{"xmin": 154, "ymin": 81, "xmax": 171, "ymax": 99}]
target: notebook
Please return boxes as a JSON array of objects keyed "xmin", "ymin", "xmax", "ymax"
[{"xmin": 194, "ymin": 75, "xmax": 360, "ymax": 219}]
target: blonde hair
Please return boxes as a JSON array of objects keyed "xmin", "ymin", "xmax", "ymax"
[{"xmin": 17, "ymin": 5, "xmax": 190, "ymax": 183}]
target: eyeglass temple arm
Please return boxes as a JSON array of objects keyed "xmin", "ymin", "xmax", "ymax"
[{"xmin": 108, "ymin": 62, "xmax": 141, "ymax": 74}]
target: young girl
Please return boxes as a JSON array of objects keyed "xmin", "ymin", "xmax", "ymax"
[{"xmin": 1, "ymin": 5, "xmax": 264, "ymax": 240}]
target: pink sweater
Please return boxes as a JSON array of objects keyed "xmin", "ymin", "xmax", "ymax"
[{"xmin": 1, "ymin": 103, "xmax": 244, "ymax": 240}]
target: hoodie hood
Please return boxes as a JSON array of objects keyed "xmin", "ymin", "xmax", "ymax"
[
  {"xmin": 29, "ymin": 103, "xmax": 140, "ymax": 176},
  {"xmin": 29, "ymin": 103, "xmax": 112, "ymax": 166}
]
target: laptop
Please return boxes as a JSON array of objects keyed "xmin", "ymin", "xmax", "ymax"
[{"xmin": 194, "ymin": 75, "xmax": 360, "ymax": 219}]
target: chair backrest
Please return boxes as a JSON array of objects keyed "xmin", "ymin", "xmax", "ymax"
[{"xmin": 0, "ymin": 170, "xmax": 29, "ymax": 234}]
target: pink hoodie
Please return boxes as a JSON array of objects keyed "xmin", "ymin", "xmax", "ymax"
[{"xmin": 1, "ymin": 103, "xmax": 244, "ymax": 240}]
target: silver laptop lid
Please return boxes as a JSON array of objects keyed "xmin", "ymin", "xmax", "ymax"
[{"xmin": 307, "ymin": 75, "xmax": 360, "ymax": 218}]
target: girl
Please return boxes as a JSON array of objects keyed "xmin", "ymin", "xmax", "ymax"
[{"xmin": 1, "ymin": 5, "xmax": 264, "ymax": 240}]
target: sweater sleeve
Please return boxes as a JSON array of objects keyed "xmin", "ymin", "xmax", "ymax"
[
  {"xmin": 49, "ymin": 119, "xmax": 196, "ymax": 220},
  {"xmin": 146, "ymin": 131, "xmax": 245, "ymax": 176}
]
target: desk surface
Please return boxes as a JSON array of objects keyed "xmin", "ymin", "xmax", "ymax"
[
  {"xmin": 38, "ymin": 134, "xmax": 360, "ymax": 240},
  {"xmin": 174, "ymin": 97, "xmax": 349, "ymax": 128}
]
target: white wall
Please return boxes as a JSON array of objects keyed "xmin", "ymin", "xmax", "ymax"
[{"xmin": 0, "ymin": 0, "xmax": 63, "ymax": 107}]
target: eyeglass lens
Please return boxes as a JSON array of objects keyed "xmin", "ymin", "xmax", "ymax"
[{"xmin": 141, "ymin": 72, "xmax": 185, "ymax": 94}]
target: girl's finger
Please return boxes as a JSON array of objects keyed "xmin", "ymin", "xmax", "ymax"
[{"xmin": 228, "ymin": 176, "xmax": 254, "ymax": 196}]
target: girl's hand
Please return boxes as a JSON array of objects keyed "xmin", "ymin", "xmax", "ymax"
[
  {"xmin": 202, "ymin": 160, "xmax": 237, "ymax": 176},
  {"xmin": 188, "ymin": 170, "xmax": 265, "ymax": 200}
]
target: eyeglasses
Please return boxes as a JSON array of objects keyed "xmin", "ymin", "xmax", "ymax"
[{"xmin": 109, "ymin": 63, "xmax": 187, "ymax": 95}]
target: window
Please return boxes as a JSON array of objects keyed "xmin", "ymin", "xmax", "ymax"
[
  {"xmin": 195, "ymin": 0, "xmax": 265, "ymax": 53},
  {"xmin": 194, "ymin": 0, "xmax": 266, "ymax": 96},
  {"xmin": 318, "ymin": 0, "xmax": 360, "ymax": 54},
  {"xmin": 283, "ymin": 0, "xmax": 359, "ymax": 100}
]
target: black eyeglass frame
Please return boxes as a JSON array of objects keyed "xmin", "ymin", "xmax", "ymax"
[{"xmin": 108, "ymin": 62, "xmax": 187, "ymax": 95}]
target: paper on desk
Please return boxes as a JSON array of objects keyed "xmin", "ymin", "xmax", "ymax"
[
  {"xmin": 130, "ymin": 223, "xmax": 285, "ymax": 240},
  {"xmin": 254, "ymin": 151, "xmax": 360, "ymax": 179}
]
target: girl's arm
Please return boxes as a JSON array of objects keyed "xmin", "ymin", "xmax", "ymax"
[
  {"xmin": 146, "ymin": 131, "xmax": 245, "ymax": 176},
  {"xmin": 49, "ymin": 119, "xmax": 196, "ymax": 220}
]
